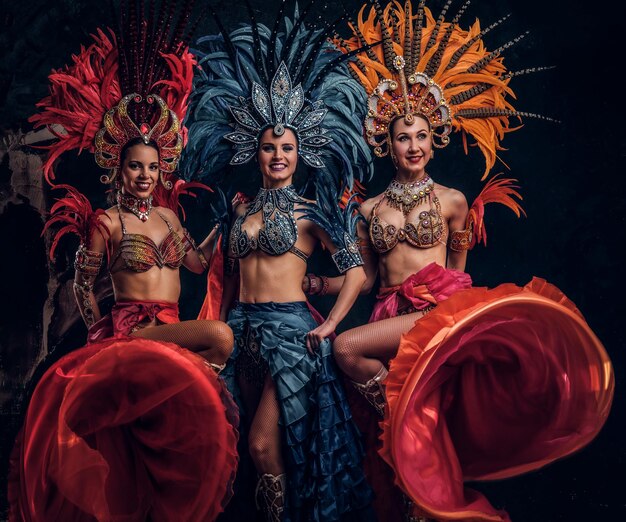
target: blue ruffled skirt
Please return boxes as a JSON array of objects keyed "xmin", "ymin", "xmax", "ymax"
[{"xmin": 224, "ymin": 301, "xmax": 375, "ymax": 522}]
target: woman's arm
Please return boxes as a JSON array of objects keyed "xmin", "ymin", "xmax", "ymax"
[
  {"xmin": 164, "ymin": 207, "xmax": 217, "ymax": 274},
  {"xmin": 303, "ymin": 217, "xmax": 378, "ymax": 297},
  {"xmin": 304, "ymin": 222, "xmax": 367, "ymax": 352},
  {"xmin": 446, "ymin": 191, "xmax": 469, "ymax": 271},
  {"xmin": 305, "ymin": 265, "xmax": 366, "ymax": 353},
  {"xmin": 73, "ymin": 219, "xmax": 108, "ymax": 328}
]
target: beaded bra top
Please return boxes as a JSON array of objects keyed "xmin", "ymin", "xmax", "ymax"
[
  {"xmin": 369, "ymin": 187, "xmax": 446, "ymax": 254},
  {"xmin": 229, "ymin": 185, "xmax": 308, "ymax": 262},
  {"xmin": 110, "ymin": 209, "xmax": 186, "ymax": 273}
]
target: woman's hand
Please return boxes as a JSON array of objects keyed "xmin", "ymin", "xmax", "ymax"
[{"xmin": 306, "ymin": 320, "xmax": 336, "ymax": 354}]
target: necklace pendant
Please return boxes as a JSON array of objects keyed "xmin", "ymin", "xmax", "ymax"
[{"xmin": 117, "ymin": 192, "xmax": 153, "ymax": 221}]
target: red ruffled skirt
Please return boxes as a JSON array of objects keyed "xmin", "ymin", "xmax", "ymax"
[
  {"xmin": 9, "ymin": 302, "xmax": 238, "ymax": 522},
  {"xmin": 380, "ymin": 278, "xmax": 614, "ymax": 521},
  {"xmin": 349, "ymin": 264, "xmax": 473, "ymax": 522}
]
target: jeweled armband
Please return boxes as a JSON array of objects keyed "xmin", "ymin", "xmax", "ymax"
[
  {"xmin": 73, "ymin": 244, "xmax": 103, "ymax": 328},
  {"xmin": 331, "ymin": 234, "xmax": 364, "ymax": 273},
  {"xmin": 182, "ymin": 228, "xmax": 209, "ymax": 270},
  {"xmin": 449, "ymin": 227, "xmax": 472, "ymax": 252}
]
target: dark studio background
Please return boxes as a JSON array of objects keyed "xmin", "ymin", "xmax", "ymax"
[{"xmin": 0, "ymin": 0, "xmax": 624, "ymax": 520}]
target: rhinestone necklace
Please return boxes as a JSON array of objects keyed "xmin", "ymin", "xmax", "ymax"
[
  {"xmin": 384, "ymin": 175, "xmax": 434, "ymax": 215},
  {"xmin": 116, "ymin": 192, "xmax": 154, "ymax": 222}
]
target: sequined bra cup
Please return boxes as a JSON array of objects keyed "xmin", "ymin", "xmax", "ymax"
[
  {"xmin": 229, "ymin": 185, "xmax": 308, "ymax": 262},
  {"xmin": 110, "ymin": 210, "xmax": 186, "ymax": 273},
  {"xmin": 369, "ymin": 192, "xmax": 446, "ymax": 254}
]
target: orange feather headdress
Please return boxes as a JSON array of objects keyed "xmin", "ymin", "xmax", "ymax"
[{"xmin": 334, "ymin": 0, "xmax": 553, "ymax": 178}]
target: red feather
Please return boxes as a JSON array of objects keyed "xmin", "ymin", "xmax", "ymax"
[
  {"xmin": 42, "ymin": 184, "xmax": 111, "ymax": 260},
  {"xmin": 467, "ymin": 174, "xmax": 526, "ymax": 248},
  {"xmin": 29, "ymin": 29, "xmax": 120, "ymax": 184},
  {"xmin": 153, "ymin": 48, "xmax": 196, "ymax": 137},
  {"xmin": 152, "ymin": 175, "xmax": 212, "ymax": 220}
]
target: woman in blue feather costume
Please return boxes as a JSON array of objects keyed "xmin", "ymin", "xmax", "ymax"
[{"xmin": 180, "ymin": 2, "xmax": 378, "ymax": 521}]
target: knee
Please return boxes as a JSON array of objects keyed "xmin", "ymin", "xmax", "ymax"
[
  {"xmin": 248, "ymin": 433, "xmax": 277, "ymax": 471},
  {"xmin": 333, "ymin": 333, "xmax": 358, "ymax": 370},
  {"xmin": 209, "ymin": 321, "xmax": 234, "ymax": 362}
]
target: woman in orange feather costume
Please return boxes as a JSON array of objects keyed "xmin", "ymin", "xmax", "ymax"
[{"xmin": 300, "ymin": 1, "xmax": 615, "ymax": 520}]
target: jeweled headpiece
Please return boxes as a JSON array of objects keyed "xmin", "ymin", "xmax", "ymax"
[
  {"xmin": 181, "ymin": 1, "xmax": 375, "ymax": 190},
  {"xmin": 95, "ymin": 93, "xmax": 182, "ymax": 188},
  {"xmin": 335, "ymin": 0, "xmax": 553, "ymax": 177},
  {"xmin": 30, "ymin": 1, "xmax": 198, "ymax": 188},
  {"xmin": 225, "ymin": 62, "xmax": 330, "ymax": 168}
]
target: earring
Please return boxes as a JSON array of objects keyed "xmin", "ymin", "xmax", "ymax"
[{"xmin": 430, "ymin": 150, "xmax": 434, "ymax": 159}]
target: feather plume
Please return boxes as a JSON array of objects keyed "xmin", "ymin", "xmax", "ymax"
[
  {"xmin": 42, "ymin": 184, "xmax": 111, "ymax": 259},
  {"xmin": 29, "ymin": 29, "xmax": 120, "ymax": 183},
  {"xmin": 335, "ymin": 1, "xmax": 553, "ymax": 178},
  {"xmin": 466, "ymin": 174, "xmax": 525, "ymax": 248},
  {"xmin": 152, "ymin": 175, "xmax": 212, "ymax": 220}
]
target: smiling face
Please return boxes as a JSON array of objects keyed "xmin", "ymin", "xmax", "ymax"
[
  {"xmin": 390, "ymin": 116, "xmax": 433, "ymax": 180},
  {"xmin": 257, "ymin": 127, "xmax": 298, "ymax": 188},
  {"xmin": 120, "ymin": 143, "xmax": 159, "ymax": 198}
]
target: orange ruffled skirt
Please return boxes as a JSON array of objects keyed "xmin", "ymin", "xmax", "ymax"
[
  {"xmin": 9, "ymin": 336, "xmax": 238, "ymax": 522},
  {"xmin": 380, "ymin": 278, "xmax": 614, "ymax": 521}
]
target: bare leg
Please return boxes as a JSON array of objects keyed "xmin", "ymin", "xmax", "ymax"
[
  {"xmin": 132, "ymin": 320, "xmax": 234, "ymax": 366},
  {"xmin": 248, "ymin": 373, "xmax": 286, "ymax": 522},
  {"xmin": 248, "ymin": 373, "xmax": 284, "ymax": 475},
  {"xmin": 333, "ymin": 311, "xmax": 425, "ymax": 383}
]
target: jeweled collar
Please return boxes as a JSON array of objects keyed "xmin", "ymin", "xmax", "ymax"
[
  {"xmin": 116, "ymin": 192, "xmax": 154, "ymax": 222},
  {"xmin": 384, "ymin": 175, "xmax": 434, "ymax": 215},
  {"xmin": 247, "ymin": 184, "xmax": 302, "ymax": 216}
]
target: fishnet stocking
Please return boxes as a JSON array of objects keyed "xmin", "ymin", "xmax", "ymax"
[
  {"xmin": 132, "ymin": 320, "xmax": 234, "ymax": 365},
  {"xmin": 247, "ymin": 373, "xmax": 284, "ymax": 476},
  {"xmin": 333, "ymin": 311, "xmax": 425, "ymax": 383}
]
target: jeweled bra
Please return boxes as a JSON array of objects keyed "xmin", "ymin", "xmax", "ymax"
[
  {"xmin": 229, "ymin": 185, "xmax": 308, "ymax": 261},
  {"xmin": 110, "ymin": 208, "xmax": 186, "ymax": 273},
  {"xmin": 369, "ymin": 180, "xmax": 445, "ymax": 254}
]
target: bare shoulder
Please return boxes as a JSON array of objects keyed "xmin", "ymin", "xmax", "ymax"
[
  {"xmin": 234, "ymin": 201, "xmax": 249, "ymax": 217},
  {"xmin": 434, "ymin": 183, "xmax": 467, "ymax": 209},
  {"xmin": 156, "ymin": 206, "xmax": 183, "ymax": 230},
  {"xmin": 359, "ymin": 193, "xmax": 384, "ymax": 221},
  {"xmin": 101, "ymin": 206, "xmax": 118, "ymax": 229}
]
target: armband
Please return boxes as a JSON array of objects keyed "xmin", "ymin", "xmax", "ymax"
[
  {"xmin": 331, "ymin": 234, "xmax": 364, "ymax": 273},
  {"xmin": 182, "ymin": 228, "xmax": 209, "ymax": 271},
  {"xmin": 449, "ymin": 228, "xmax": 472, "ymax": 252},
  {"xmin": 73, "ymin": 244, "xmax": 103, "ymax": 328}
]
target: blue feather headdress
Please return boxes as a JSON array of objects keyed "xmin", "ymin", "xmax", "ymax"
[{"xmin": 180, "ymin": 0, "xmax": 376, "ymax": 192}]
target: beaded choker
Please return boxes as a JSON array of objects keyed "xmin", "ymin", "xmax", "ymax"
[
  {"xmin": 384, "ymin": 176, "xmax": 434, "ymax": 215},
  {"xmin": 117, "ymin": 192, "xmax": 153, "ymax": 222}
]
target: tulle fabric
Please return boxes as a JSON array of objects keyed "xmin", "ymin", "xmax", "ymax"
[
  {"xmin": 349, "ymin": 263, "xmax": 473, "ymax": 522},
  {"xmin": 380, "ymin": 278, "xmax": 614, "ymax": 521},
  {"xmin": 9, "ymin": 306, "xmax": 238, "ymax": 522}
]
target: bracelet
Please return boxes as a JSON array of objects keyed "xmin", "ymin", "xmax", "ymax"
[
  {"xmin": 319, "ymin": 275, "xmax": 329, "ymax": 296},
  {"xmin": 183, "ymin": 228, "xmax": 209, "ymax": 270},
  {"xmin": 307, "ymin": 273, "xmax": 320, "ymax": 295}
]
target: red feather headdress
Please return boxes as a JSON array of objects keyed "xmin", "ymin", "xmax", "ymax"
[{"xmin": 30, "ymin": 2, "xmax": 198, "ymax": 188}]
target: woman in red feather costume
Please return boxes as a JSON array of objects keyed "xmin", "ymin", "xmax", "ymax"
[
  {"xmin": 8, "ymin": 2, "xmax": 238, "ymax": 521},
  {"xmin": 300, "ymin": 1, "xmax": 615, "ymax": 521}
]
